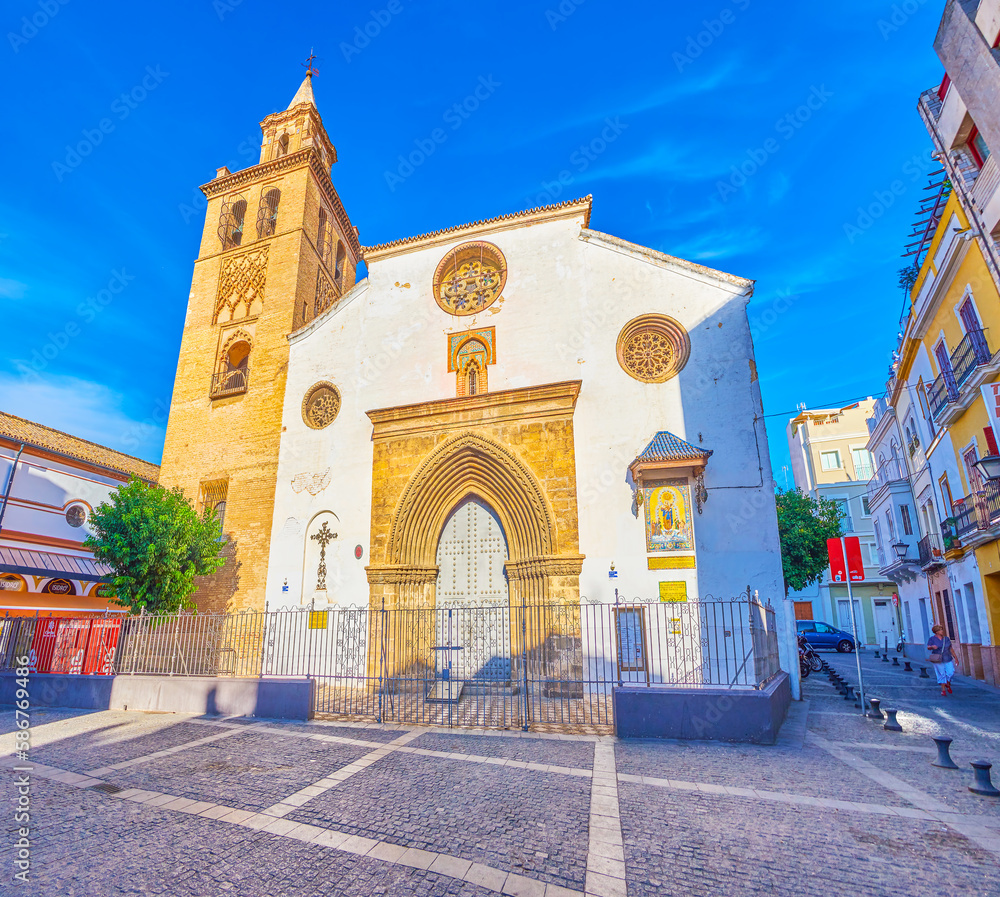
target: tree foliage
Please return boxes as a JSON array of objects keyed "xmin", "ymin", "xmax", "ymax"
[
  {"xmin": 84, "ymin": 478, "xmax": 224, "ymax": 614},
  {"xmin": 775, "ymin": 488, "xmax": 845, "ymax": 595}
]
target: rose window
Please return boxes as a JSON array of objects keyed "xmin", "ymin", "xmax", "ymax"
[
  {"xmin": 433, "ymin": 242, "xmax": 507, "ymax": 316},
  {"xmin": 302, "ymin": 382, "xmax": 342, "ymax": 429},
  {"xmin": 616, "ymin": 315, "xmax": 690, "ymax": 383}
]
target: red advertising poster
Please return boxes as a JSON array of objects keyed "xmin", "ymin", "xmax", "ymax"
[
  {"xmin": 844, "ymin": 536, "xmax": 866, "ymax": 582},
  {"xmin": 50, "ymin": 619, "xmax": 91, "ymax": 674},
  {"xmin": 29, "ymin": 618, "xmax": 63, "ymax": 673},
  {"xmin": 827, "ymin": 538, "xmax": 847, "ymax": 583},
  {"xmin": 83, "ymin": 619, "xmax": 122, "ymax": 675}
]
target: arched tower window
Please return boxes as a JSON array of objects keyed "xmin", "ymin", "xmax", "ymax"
[
  {"xmin": 335, "ymin": 242, "xmax": 346, "ymax": 288},
  {"xmin": 274, "ymin": 133, "xmax": 289, "ymax": 160},
  {"xmin": 211, "ymin": 338, "xmax": 251, "ymax": 398},
  {"xmin": 256, "ymin": 188, "xmax": 281, "ymax": 238},
  {"xmin": 218, "ymin": 195, "xmax": 248, "ymax": 250}
]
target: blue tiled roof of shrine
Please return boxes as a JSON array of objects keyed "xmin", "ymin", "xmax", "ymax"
[{"xmin": 634, "ymin": 431, "xmax": 712, "ymax": 463}]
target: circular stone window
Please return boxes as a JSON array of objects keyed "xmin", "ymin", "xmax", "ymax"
[
  {"xmin": 616, "ymin": 314, "xmax": 691, "ymax": 383},
  {"xmin": 302, "ymin": 382, "xmax": 342, "ymax": 429},
  {"xmin": 65, "ymin": 504, "xmax": 87, "ymax": 528},
  {"xmin": 433, "ymin": 241, "xmax": 507, "ymax": 316}
]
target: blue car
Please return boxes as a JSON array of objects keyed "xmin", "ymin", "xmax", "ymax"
[{"xmin": 796, "ymin": 620, "xmax": 857, "ymax": 653}]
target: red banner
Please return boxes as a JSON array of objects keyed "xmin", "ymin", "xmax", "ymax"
[
  {"xmin": 827, "ymin": 538, "xmax": 847, "ymax": 583},
  {"xmin": 844, "ymin": 536, "xmax": 865, "ymax": 582},
  {"xmin": 83, "ymin": 619, "xmax": 122, "ymax": 675},
  {"xmin": 29, "ymin": 618, "xmax": 63, "ymax": 673}
]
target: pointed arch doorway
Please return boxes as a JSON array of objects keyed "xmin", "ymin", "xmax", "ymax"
[{"xmin": 435, "ymin": 497, "xmax": 511, "ymax": 684}]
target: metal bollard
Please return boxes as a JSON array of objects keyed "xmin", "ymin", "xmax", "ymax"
[
  {"xmin": 931, "ymin": 737, "xmax": 958, "ymax": 770},
  {"xmin": 881, "ymin": 652, "xmax": 890, "ymax": 663},
  {"xmin": 867, "ymin": 698, "xmax": 885, "ymax": 720},
  {"xmin": 874, "ymin": 650, "xmax": 881, "ymax": 658},
  {"xmin": 883, "ymin": 708, "xmax": 902, "ymax": 732},
  {"xmin": 892, "ymin": 657, "xmax": 900, "ymax": 666},
  {"xmin": 904, "ymin": 661, "xmax": 913, "ymax": 672},
  {"xmin": 919, "ymin": 666, "xmax": 930, "ymax": 679},
  {"xmin": 969, "ymin": 761, "xmax": 1000, "ymax": 797},
  {"xmin": 844, "ymin": 685, "xmax": 855, "ymax": 702}
]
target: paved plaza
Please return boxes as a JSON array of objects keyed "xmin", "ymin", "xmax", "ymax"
[{"xmin": 2, "ymin": 653, "xmax": 1000, "ymax": 896}]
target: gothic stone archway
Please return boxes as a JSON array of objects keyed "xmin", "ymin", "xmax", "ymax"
[{"xmin": 365, "ymin": 383, "xmax": 586, "ymax": 679}]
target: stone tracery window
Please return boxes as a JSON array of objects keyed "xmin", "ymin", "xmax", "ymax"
[
  {"xmin": 433, "ymin": 242, "xmax": 507, "ymax": 316},
  {"xmin": 302, "ymin": 382, "xmax": 342, "ymax": 429},
  {"xmin": 616, "ymin": 314, "xmax": 691, "ymax": 383}
]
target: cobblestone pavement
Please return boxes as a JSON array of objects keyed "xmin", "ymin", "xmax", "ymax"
[{"xmin": 1, "ymin": 655, "xmax": 999, "ymax": 896}]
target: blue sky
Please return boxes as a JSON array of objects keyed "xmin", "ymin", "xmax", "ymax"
[{"xmin": 0, "ymin": 0, "xmax": 944, "ymax": 481}]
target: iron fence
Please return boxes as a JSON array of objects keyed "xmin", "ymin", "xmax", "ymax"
[{"xmin": 0, "ymin": 597, "xmax": 781, "ymax": 731}]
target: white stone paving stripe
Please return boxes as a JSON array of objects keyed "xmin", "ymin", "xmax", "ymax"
[
  {"xmin": 585, "ymin": 742, "xmax": 626, "ymax": 897},
  {"xmin": 261, "ymin": 728, "xmax": 425, "ymax": 817},
  {"xmin": 0, "ymin": 757, "xmax": 584, "ymax": 897},
  {"xmin": 808, "ymin": 733, "xmax": 1000, "ymax": 857}
]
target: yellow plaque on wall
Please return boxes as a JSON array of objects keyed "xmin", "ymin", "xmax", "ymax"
[
  {"xmin": 648, "ymin": 556, "xmax": 696, "ymax": 570},
  {"xmin": 659, "ymin": 581, "xmax": 688, "ymax": 602}
]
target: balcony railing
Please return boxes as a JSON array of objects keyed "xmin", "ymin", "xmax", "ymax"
[
  {"xmin": 866, "ymin": 458, "xmax": 908, "ymax": 502},
  {"xmin": 929, "ymin": 329, "xmax": 993, "ymax": 419},
  {"xmin": 917, "ymin": 533, "xmax": 944, "ymax": 567},
  {"xmin": 953, "ymin": 496, "xmax": 979, "ymax": 538},
  {"xmin": 210, "ymin": 367, "xmax": 249, "ymax": 398},
  {"xmin": 951, "ymin": 328, "xmax": 991, "ymax": 388},
  {"xmin": 951, "ymin": 481, "xmax": 1000, "ymax": 540},
  {"xmin": 928, "ymin": 369, "xmax": 959, "ymax": 419}
]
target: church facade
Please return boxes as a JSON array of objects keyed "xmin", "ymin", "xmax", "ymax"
[{"xmin": 158, "ymin": 74, "xmax": 792, "ymax": 678}]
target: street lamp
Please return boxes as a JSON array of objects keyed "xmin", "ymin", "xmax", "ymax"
[
  {"xmin": 892, "ymin": 541, "xmax": 908, "ymax": 560},
  {"xmin": 974, "ymin": 455, "xmax": 1000, "ymax": 483}
]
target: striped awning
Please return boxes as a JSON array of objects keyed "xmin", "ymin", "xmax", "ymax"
[{"xmin": 0, "ymin": 547, "xmax": 111, "ymax": 582}]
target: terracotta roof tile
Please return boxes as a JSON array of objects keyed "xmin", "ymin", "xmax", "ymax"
[
  {"xmin": 0, "ymin": 412, "xmax": 159, "ymax": 481},
  {"xmin": 635, "ymin": 431, "xmax": 713, "ymax": 464}
]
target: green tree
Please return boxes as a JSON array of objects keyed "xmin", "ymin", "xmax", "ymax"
[
  {"xmin": 84, "ymin": 477, "xmax": 224, "ymax": 614},
  {"xmin": 774, "ymin": 488, "xmax": 845, "ymax": 595}
]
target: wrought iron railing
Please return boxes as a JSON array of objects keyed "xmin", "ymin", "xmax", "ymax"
[
  {"xmin": 917, "ymin": 533, "xmax": 943, "ymax": 566},
  {"xmin": 210, "ymin": 367, "xmax": 249, "ymax": 398},
  {"xmin": 866, "ymin": 458, "xmax": 908, "ymax": 502},
  {"xmin": 928, "ymin": 370, "xmax": 959, "ymax": 419},
  {"xmin": 0, "ymin": 597, "xmax": 782, "ymax": 731},
  {"xmin": 951, "ymin": 328, "xmax": 991, "ymax": 388},
  {"xmin": 953, "ymin": 496, "xmax": 979, "ymax": 538}
]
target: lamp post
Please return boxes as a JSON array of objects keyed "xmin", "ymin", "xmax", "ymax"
[{"xmin": 973, "ymin": 455, "xmax": 1000, "ymax": 483}]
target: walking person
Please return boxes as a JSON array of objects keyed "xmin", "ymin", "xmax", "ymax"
[{"xmin": 927, "ymin": 625, "xmax": 956, "ymax": 696}]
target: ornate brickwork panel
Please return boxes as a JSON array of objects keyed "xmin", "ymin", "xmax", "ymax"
[
  {"xmin": 314, "ymin": 266, "xmax": 339, "ymax": 317},
  {"xmin": 433, "ymin": 242, "xmax": 506, "ymax": 316},
  {"xmin": 302, "ymin": 382, "xmax": 341, "ymax": 429},
  {"xmin": 447, "ymin": 328, "xmax": 496, "ymax": 370},
  {"xmin": 215, "ymin": 246, "xmax": 269, "ymax": 323},
  {"xmin": 616, "ymin": 314, "xmax": 690, "ymax": 383}
]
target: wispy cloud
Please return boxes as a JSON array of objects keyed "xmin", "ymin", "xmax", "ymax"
[
  {"xmin": 661, "ymin": 226, "xmax": 768, "ymax": 262},
  {"xmin": 0, "ymin": 278, "xmax": 27, "ymax": 300},
  {"xmin": 0, "ymin": 373, "xmax": 164, "ymax": 463}
]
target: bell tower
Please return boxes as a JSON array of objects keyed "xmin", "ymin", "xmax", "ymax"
[{"xmin": 159, "ymin": 71, "xmax": 361, "ymax": 611}]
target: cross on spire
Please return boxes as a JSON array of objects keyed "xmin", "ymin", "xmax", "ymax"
[{"xmin": 302, "ymin": 48, "xmax": 319, "ymax": 77}]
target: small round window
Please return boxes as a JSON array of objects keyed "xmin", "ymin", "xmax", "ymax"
[
  {"xmin": 302, "ymin": 382, "xmax": 342, "ymax": 429},
  {"xmin": 66, "ymin": 505, "xmax": 87, "ymax": 528}
]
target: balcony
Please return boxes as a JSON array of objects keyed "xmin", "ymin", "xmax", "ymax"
[
  {"xmin": 210, "ymin": 367, "xmax": 248, "ymax": 399},
  {"xmin": 866, "ymin": 458, "xmax": 909, "ymax": 503},
  {"xmin": 917, "ymin": 533, "xmax": 945, "ymax": 568},
  {"xmin": 929, "ymin": 329, "xmax": 995, "ymax": 422},
  {"xmin": 951, "ymin": 481, "xmax": 1000, "ymax": 543}
]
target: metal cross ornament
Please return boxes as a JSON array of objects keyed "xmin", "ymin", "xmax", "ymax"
[
  {"xmin": 310, "ymin": 521, "xmax": 337, "ymax": 590},
  {"xmin": 302, "ymin": 48, "xmax": 319, "ymax": 77}
]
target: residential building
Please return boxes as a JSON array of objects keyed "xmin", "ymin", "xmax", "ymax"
[
  {"xmin": 869, "ymin": 0, "xmax": 1000, "ymax": 684},
  {"xmin": 0, "ymin": 412, "xmax": 159, "ymax": 616},
  {"xmin": 786, "ymin": 401, "xmax": 895, "ymax": 645}
]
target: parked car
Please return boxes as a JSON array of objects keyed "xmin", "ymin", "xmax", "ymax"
[{"xmin": 796, "ymin": 620, "xmax": 857, "ymax": 653}]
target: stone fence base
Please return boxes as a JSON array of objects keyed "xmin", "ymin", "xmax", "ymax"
[
  {"xmin": 0, "ymin": 673, "xmax": 314, "ymax": 721},
  {"xmin": 612, "ymin": 672, "xmax": 791, "ymax": 744}
]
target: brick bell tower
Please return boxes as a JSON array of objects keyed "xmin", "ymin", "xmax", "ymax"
[{"xmin": 159, "ymin": 70, "xmax": 361, "ymax": 611}]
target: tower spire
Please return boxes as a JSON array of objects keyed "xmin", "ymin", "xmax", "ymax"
[{"xmin": 288, "ymin": 50, "xmax": 319, "ymax": 110}]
